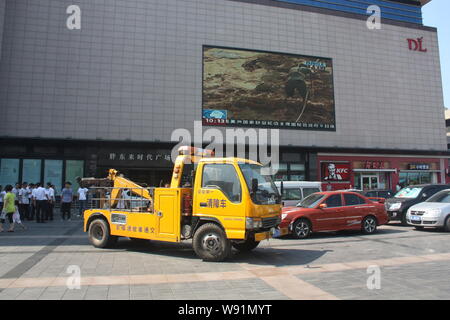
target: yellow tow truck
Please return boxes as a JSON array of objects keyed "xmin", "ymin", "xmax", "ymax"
[{"xmin": 81, "ymin": 147, "xmax": 287, "ymax": 261}]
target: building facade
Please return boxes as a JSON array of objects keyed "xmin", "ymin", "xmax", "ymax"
[{"xmin": 0, "ymin": 0, "xmax": 447, "ymax": 191}]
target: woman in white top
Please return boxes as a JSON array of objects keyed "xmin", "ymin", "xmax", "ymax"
[{"xmin": 77, "ymin": 187, "xmax": 89, "ymax": 218}]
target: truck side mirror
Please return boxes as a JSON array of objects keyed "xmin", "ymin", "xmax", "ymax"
[
  {"xmin": 251, "ymin": 178, "xmax": 259, "ymax": 194},
  {"xmin": 319, "ymin": 203, "xmax": 327, "ymax": 209}
]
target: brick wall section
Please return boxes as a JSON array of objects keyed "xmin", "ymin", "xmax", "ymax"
[{"xmin": 0, "ymin": 0, "xmax": 445, "ymax": 150}]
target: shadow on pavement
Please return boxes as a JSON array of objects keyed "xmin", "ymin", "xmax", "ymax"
[
  {"xmin": 114, "ymin": 238, "xmax": 330, "ymax": 266},
  {"xmin": 276, "ymin": 225, "xmax": 409, "ymax": 241},
  {"xmin": 232, "ymin": 248, "xmax": 331, "ymax": 267}
]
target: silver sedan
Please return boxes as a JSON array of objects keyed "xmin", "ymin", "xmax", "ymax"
[{"xmin": 406, "ymin": 189, "xmax": 450, "ymax": 231}]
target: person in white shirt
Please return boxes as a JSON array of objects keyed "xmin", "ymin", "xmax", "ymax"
[
  {"xmin": 77, "ymin": 186, "xmax": 89, "ymax": 218},
  {"xmin": 18, "ymin": 183, "xmax": 30, "ymax": 221},
  {"xmin": 33, "ymin": 183, "xmax": 48, "ymax": 223},
  {"xmin": 12, "ymin": 183, "xmax": 20, "ymax": 201},
  {"xmin": 45, "ymin": 183, "xmax": 55, "ymax": 221}
]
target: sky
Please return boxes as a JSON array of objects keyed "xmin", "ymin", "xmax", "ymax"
[{"xmin": 422, "ymin": 0, "xmax": 450, "ymax": 108}]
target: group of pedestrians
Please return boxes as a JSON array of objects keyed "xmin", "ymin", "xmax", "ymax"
[{"xmin": 0, "ymin": 181, "xmax": 89, "ymax": 232}]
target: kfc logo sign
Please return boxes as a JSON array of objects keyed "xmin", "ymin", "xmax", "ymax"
[
  {"xmin": 407, "ymin": 37, "xmax": 427, "ymax": 52},
  {"xmin": 322, "ymin": 162, "xmax": 351, "ymax": 182}
]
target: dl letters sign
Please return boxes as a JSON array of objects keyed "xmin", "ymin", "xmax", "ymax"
[{"xmin": 407, "ymin": 37, "xmax": 427, "ymax": 52}]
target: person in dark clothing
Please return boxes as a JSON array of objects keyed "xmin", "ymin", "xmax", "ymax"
[
  {"xmin": 28, "ymin": 183, "xmax": 36, "ymax": 220},
  {"xmin": 33, "ymin": 183, "xmax": 48, "ymax": 223},
  {"xmin": 60, "ymin": 182, "xmax": 73, "ymax": 221},
  {"xmin": 45, "ymin": 183, "xmax": 55, "ymax": 221}
]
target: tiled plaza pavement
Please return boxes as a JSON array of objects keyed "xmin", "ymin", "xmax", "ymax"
[{"xmin": 0, "ymin": 215, "xmax": 449, "ymax": 300}]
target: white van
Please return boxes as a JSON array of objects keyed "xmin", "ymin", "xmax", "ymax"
[{"xmin": 274, "ymin": 181, "xmax": 322, "ymax": 207}]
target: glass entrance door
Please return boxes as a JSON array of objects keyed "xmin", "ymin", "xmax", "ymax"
[{"xmin": 361, "ymin": 175, "xmax": 379, "ymax": 190}]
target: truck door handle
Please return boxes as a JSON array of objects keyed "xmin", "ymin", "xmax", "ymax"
[
  {"xmin": 200, "ymin": 202, "xmax": 207, "ymax": 207},
  {"xmin": 157, "ymin": 211, "xmax": 163, "ymax": 217}
]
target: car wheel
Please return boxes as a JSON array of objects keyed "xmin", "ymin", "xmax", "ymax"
[
  {"xmin": 444, "ymin": 216, "xmax": 450, "ymax": 232},
  {"xmin": 192, "ymin": 223, "xmax": 231, "ymax": 262},
  {"xmin": 293, "ymin": 219, "xmax": 312, "ymax": 239},
  {"xmin": 362, "ymin": 216, "xmax": 378, "ymax": 234}
]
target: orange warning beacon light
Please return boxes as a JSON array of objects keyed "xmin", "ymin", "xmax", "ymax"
[{"xmin": 178, "ymin": 146, "xmax": 215, "ymax": 158}]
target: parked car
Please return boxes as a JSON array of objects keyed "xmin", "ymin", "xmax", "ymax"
[
  {"xmin": 279, "ymin": 191, "xmax": 388, "ymax": 239},
  {"xmin": 385, "ymin": 184, "xmax": 450, "ymax": 225},
  {"xmin": 405, "ymin": 189, "xmax": 450, "ymax": 231},
  {"xmin": 364, "ymin": 190, "xmax": 395, "ymax": 199},
  {"xmin": 274, "ymin": 181, "xmax": 322, "ymax": 207}
]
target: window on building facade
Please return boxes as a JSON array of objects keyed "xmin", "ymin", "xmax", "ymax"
[
  {"xmin": 0, "ymin": 159, "xmax": 20, "ymax": 186},
  {"xmin": 274, "ymin": 164, "xmax": 306, "ymax": 181},
  {"xmin": 44, "ymin": 160, "xmax": 63, "ymax": 193},
  {"xmin": 22, "ymin": 159, "xmax": 42, "ymax": 184},
  {"xmin": 399, "ymin": 172, "xmax": 435, "ymax": 186},
  {"xmin": 65, "ymin": 160, "xmax": 84, "ymax": 192}
]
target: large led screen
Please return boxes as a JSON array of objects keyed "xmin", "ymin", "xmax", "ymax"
[{"xmin": 202, "ymin": 46, "xmax": 336, "ymax": 131}]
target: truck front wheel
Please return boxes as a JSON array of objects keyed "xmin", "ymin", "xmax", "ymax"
[
  {"xmin": 88, "ymin": 219, "xmax": 117, "ymax": 248},
  {"xmin": 232, "ymin": 238, "xmax": 260, "ymax": 252},
  {"xmin": 193, "ymin": 223, "xmax": 231, "ymax": 262}
]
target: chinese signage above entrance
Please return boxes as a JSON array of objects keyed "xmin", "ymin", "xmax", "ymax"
[
  {"xmin": 408, "ymin": 163, "xmax": 431, "ymax": 171},
  {"xmin": 98, "ymin": 149, "xmax": 173, "ymax": 168},
  {"xmin": 107, "ymin": 152, "xmax": 171, "ymax": 162},
  {"xmin": 364, "ymin": 161, "xmax": 385, "ymax": 170},
  {"xmin": 353, "ymin": 161, "xmax": 390, "ymax": 170}
]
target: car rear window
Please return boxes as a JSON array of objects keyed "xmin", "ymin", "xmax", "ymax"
[{"xmin": 344, "ymin": 194, "xmax": 365, "ymax": 206}]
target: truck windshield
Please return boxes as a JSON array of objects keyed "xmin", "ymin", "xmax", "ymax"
[
  {"xmin": 239, "ymin": 163, "xmax": 280, "ymax": 205},
  {"xmin": 395, "ymin": 187, "xmax": 423, "ymax": 199},
  {"xmin": 297, "ymin": 194, "xmax": 324, "ymax": 208}
]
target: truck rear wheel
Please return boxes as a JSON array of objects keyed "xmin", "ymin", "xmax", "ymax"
[
  {"xmin": 232, "ymin": 238, "xmax": 260, "ymax": 252},
  {"xmin": 88, "ymin": 219, "xmax": 117, "ymax": 248},
  {"xmin": 193, "ymin": 223, "xmax": 231, "ymax": 262}
]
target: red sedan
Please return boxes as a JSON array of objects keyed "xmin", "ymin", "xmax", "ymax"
[{"xmin": 280, "ymin": 191, "xmax": 389, "ymax": 239}]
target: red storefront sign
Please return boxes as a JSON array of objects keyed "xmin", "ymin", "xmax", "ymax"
[
  {"xmin": 321, "ymin": 162, "xmax": 351, "ymax": 182},
  {"xmin": 364, "ymin": 161, "xmax": 385, "ymax": 170}
]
